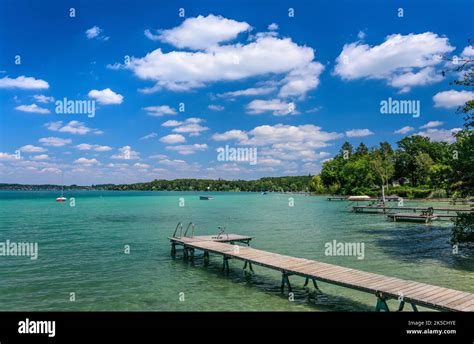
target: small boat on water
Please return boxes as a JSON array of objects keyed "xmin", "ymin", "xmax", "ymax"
[
  {"xmin": 56, "ymin": 171, "xmax": 67, "ymax": 202},
  {"xmin": 348, "ymin": 195, "xmax": 371, "ymax": 201},
  {"xmin": 261, "ymin": 191, "xmax": 268, "ymax": 195},
  {"xmin": 199, "ymin": 196, "xmax": 213, "ymax": 200}
]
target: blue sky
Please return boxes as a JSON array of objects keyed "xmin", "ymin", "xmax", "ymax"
[{"xmin": 0, "ymin": 0, "xmax": 473, "ymax": 184}]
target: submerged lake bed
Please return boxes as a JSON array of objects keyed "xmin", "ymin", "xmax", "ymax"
[{"xmin": 0, "ymin": 191, "xmax": 472, "ymax": 311}]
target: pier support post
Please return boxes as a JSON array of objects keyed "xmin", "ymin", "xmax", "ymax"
[
  {"xmin": 183, "ymin": 246, "xmax": 188, "ymax": 259},
  {"xmin": 411, "ymin": 303, "xmax": 418, "ymax": 312},
  {"xmin": 280, "ymin": 272, "xmax": 292, "ymax": 294},
  {"xmin": 243, "ymin": 261, "xmax": 254, "ymax": 273},
  {"xmin": 304, "ymin": 277, "xmax": 321, "ymax": 292},
  {"xmin": 171, "ymin": 243, "xmax": 176, "ymax": 256},
  {"xmin": 375, "ymin": 292, "xmax": 390, "ymax": 312},
  {"xmin": 189, "ymin": 248, "xmax": 195, "ymax": 261},
  {"xmin": 222, "ymin": 256, "xmax": 230, "ymax": 273},
  {"xmin": 203, "ymin": 251, "xmax": 209, "ymax": 266}
]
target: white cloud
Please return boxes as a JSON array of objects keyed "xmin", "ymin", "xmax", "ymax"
[
  {"xmin": 140, "ymin": 132, "xmax": 158, "ymax": 140},
  {"xmin": 334, "ymin": 32, "xmax": 455, "ymax": 92},
  {"xmin": 345, "ymin": 129, "xmax": 374, "ymax": 137},
  {"xmin": 246, "ymin": 99, "xmax": 298, "ymax": 116},
  {"xmin": 147, "ymin": 14, "xmax": 250, "ymax": 50},
  {"xmin": 224, "ymin": 124, "xmax": 341, "ymax": 163},
  {"xmin": 216, "ymin": 86, "xmax": 276, "ymax": 98},
  {"xmin": 133, "ymin": 163, "xmax": 150, "ymax": 169},
  {"xmin": 33, "ymin": 95, "xmax": 54, "ymax": 103},
  {"xmin": 169, "ymin": 117, "xmax": 209, "ymax": 136},
  {"xmin": 31, "ymin": 154, "xmax": 50, "ymax": 161},
  {"xmin": 45, "ymin": 121, "xmax": 103, "ymax": 135},
  {"xmin": 268, "ymin": 23, "xmax": 279, "ymax": 31},
  {"xmin": 0, "ymin": 152, "xmax": 18, "ymax": 160},
  {"xmin": 278, "ymin": 62, "xmax": 325, "ymax": 98},
  {"xmin": 143, "ymin": 105, "xmax": 177, "ymax": 116},
  {"xmin": 0, "ymin": 76, "xmax": 49, "ymax": 89},
  {"xmin": 39, "ymin": 137, "xmax": 72, "ymax": 147},
  {"xmin": 166, "ymin": 144, "xmax": 208, "ymax": 155},
  {"xmin": 420, "ymin": 121, "xmax": 443, "ymax": 129},
  {"xmin": 75, "ymin": 143, "xmax": 112, "ymax": 151},
  {"xmin": 415, "ymin": 128, "xmax": 461, "ymax": 143},
  {"xmin": 86, "ymin": 26, "xmax": 109, "ymax": 41},
  {"xmin": 161, "ymin": 120, "xmax": 182, "ymax": 127},
  {"xmin": 159, "ymin": 134, "xmax": 186, "ymax": 144},
  {"xmin": 212, "ymin": 130, "xmax": 248, "ymax": 141},
  {"xmin": 208, "ymin": 104, "xmax": 224, "ymax": 111},
  {"xmin": 19, "ymin": 145, "xmax": 47, "ymax": 153},
  {"xmin": 88, "ymin": 88, "xmax": 123, "ymax": 105},
  {"xmin": 461, "ymin": 45, "xmax": 474, "ymax": 57},
  {"xmin": 433, "ymin": 90, "xmax": 473, "ymax": 108},
  {"xmin": 111, "ymin": 146, "xmax": 140, "ymax": 160},
  {"xmin": 394, "ymin": 126, "xmax": 415, "ymax": 134},
  {"xmin": 357, "ymin": 31, "xmax": 366, "ymax": 40},
  {"xmin": 15, "ymin": 104, "xmax": 50, "ymax": 114},
  {"xmin": 117, "ymin": 27, "xmax": 322, "ymax": 98},
  {"xmin": 74, "ymin": 157, "xmax": 100, "ymax": 165}
]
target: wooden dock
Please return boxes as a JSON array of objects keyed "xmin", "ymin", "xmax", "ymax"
[
  {"xmin": 387, "ymin": 213, "xmax": 439, "ymax": 223},
  {"xmin": 327, "ymin": 196, "xmax": 347, "ymax": 201},
  {"xmin": 169, "ymin": 232, "xmax": 474, "ymax": 312},
  {"xmin": 353, "ymin": 205, "xmax": 472, "ymax": 214}
]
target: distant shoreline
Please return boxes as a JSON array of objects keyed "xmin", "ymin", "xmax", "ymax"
[{"xmin": 0, "ymin": 187, "xmax": 469, "ymax": 203}]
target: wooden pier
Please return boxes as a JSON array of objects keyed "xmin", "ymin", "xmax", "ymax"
[
  {"xmin": 327, "ymin": 196, "xmax": 347, "ymax": 201},
  {"xmin": 387, "ymin": 213, "xmax": 439, "ymax": 223},
  {"xmin": 353, "ymin": 205, "xmax": 472, "ymax": 214},
  {"xmin": 169, "ymin": 229, "xmax": 474, "ymax": 312}
]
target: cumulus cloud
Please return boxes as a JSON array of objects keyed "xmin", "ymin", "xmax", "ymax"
[
  {"xmin": 394, "ymin": 126, "xmax": 415, "ymax": 134},
  {"xmin": 433, "ymin": 90, "xmax": 473, "ymax": 108},
  {"xmin": 133, "ymin": 163, "xmax": 150, "ymax": 169},
  {"xmin": 0, "ymin": 76, "xmax": 49, "ymax": 89},
  {"xmin": 31, "ymin": 154, "xmax": 50, "ymax": 161},
  {"xmin": 334, "ymin": 32, "xmax": 454, "ymax": 92},
  {"xmin": 0, "ymin": 152, "xmax": 19, "ymax": 160},
  {"xmin": 159, "ymin": 134, "xmax": 186, "ymax": 144},
  {"xmin": 143, "ymin": 105, "xmax": 177, "ymax": 116},
  {"xmin": 345, "ymin": 129, "xmax": 374, "ymax": 137},
  {"xmin": 88, "ymin": 88, "xmax": 123, "ymax": 105},
  {"xmin": 75, "ymin": 143, "xmax": 112, "ymax": 151},
  {"xmin": 146, "ymin": 14, "xmax": 250, "ymax": 50},
  {"xmin": 45, "ymin": 121, "xmax": 103, "ymax": 135},
  {"xmin": 74, "ymin": 157, "xmax": 100, "ymax": 165},
  {"xmin": 15, "ymin": 104, "xmax": 50, "ymax": 114},
  {"xmin": 39, "ymin": 137, "xmax": 72, "ymax": 147},
  {"xmin": 246, "ymin": 99, "xmax": 298, "ymax": 116},
  {"xmin": 212, "ymin": 124, "xmax": 341, "ymax": 163},
  {"xmin": 33, "ymin": 95, "xmax": 54, "ymax": 103},
  {"xmin": 212, "ymin": 130, "xmax": 249, "ymax": 141},
  {"xmin": 112, "ymin": 16, "xmax": 323, "ymax": 98},
  {"xmin": 268, "ymin": 23, "xmax": 279, "ymax": 31},
  {"xmin": 163, "ymin": 117, "xmax": 209, "ymax": 136},
  {"xmin": 111, "ymin": 146, "xmax": 140, "ymax": 160},
  {"xmin": 415, "ymin": 128, "xmax": 461, "ymax": 143},
  {"xmin": 166, "ymin": 144, "xmax": 208, "ymax": 155},
  {"xmin": 19, "ymin": 145, "xmax": 47, "ymax": 153},
  {"xmin": 461, "ymin": 45, "xmax": 474, "ymax": 57},
  {"xmin": 420, "ymin": 121, "xmax": 443, "ymax": 129},
  {"xmin": 86, "ymin": 26, "xmax": 109, "ymax": 41}
]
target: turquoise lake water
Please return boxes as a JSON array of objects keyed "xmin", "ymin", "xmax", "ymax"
[{"xmin": 0, "ymin": 191, "xmax": 472, "ymax": 311}]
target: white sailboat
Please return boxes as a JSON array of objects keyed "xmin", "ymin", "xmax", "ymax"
[{"xmin": 56, "ymin": 171, "xmax": 67, "ymax": 202}]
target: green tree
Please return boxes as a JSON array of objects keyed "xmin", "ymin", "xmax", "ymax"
[{"xmin": 309, "ymin": 175, "xmax": 325, "ymax": 193}]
